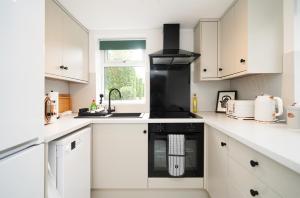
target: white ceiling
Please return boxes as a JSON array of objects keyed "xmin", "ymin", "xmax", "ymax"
[{"xmin": 57, "ymin": 0, "xmax": 234, "ymax": 30}]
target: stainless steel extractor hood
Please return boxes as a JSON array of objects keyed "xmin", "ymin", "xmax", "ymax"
[{"xmin": 149, "ymin": 24, "xmax": 200, "ymax": 65}]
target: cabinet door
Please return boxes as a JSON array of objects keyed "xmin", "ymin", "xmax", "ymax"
[
  {"xmin": 228, "ymin": 183, "xmax": 247, "ymax": 198},
  {"xmin": 92, "ymin": 124, "xmax": 148, "ymax": 189},
  {"xmin": 220, "ymin": 8, "xmax": 236, "ymax": 77},
  {"xmin": 62, "ymin": 12, "xmax": 89, "ymax": 81},
  {"xmin": 206, "ymin": 126, "xmax": 229, "ymax": 198},
  {"xmin": 45, "ymin": 0, "xmax": 64, "ymax": 76},
  {"xmin": 234, "ymin": 0, "xmax": 248, "ymax": 73},
  {"xmin": 200, "ymin": 22, "xmax": 218, "ymax": 79}
]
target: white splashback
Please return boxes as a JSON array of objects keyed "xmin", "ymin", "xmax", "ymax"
[{"xmin": 230, "ymin": 74, "xmax": 282, "ymax": 100}]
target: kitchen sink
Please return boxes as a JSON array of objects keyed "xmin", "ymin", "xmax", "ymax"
[
  {"xmin": 75, "ymin": 110, "xmax": 144, "ymax": 118},
  {"xmin": 108, "ymin": 113, "xmax": 143, "ymax": 118}
]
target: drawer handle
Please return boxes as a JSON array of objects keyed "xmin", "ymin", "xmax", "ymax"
[
  {"xmin": 218, "ymin": 68, "xmax": 223, "ymax": 71},
  {"xmin": 64, "ymin": 66, "xmax": 69, "ymax": 70},
  {"xmin": 250, "ymin": 189, "xmax": 259, "ymax": 197},
  {"xmin": 240, "ymin": 59, "xmax": 246, "ymax": 63},
  {"xmin": 250, "ymin": 160, "xmax": 259, "ymax": 167},
  {"xmin": 143, "ymin": 130, "xmax": 147, "ymax": 134},
  {"xmin": 59, "ymin": 65, "xmax": 65, "ymax": 69},
  {"xmin": 220, "ymin": 142, "xmax": 227, "ymax": 147},
  {"xmin": 203, "ymin": 68, "xmax": 207, "ymax": 72}
]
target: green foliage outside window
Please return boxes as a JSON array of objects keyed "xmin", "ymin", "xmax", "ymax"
[{"xmin": 104, "ymin": 67, "xmax": 145, "ymax": 100}]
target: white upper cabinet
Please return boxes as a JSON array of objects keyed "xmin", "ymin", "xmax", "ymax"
[
  {"xmin": 220, "ymin": 9, "xmax": 236, "ymax": 77},
  {"xmin": 219, "ymin": 0, "xmax": 283, "ymax": 79},
  {"xmin": 45, "ymin": 0, "xmax": 89, "ymax": 83},
  {"xmin": 194, "ymin": 21, "xmax": 219, "ymax": 80},
  {"xmin": 233, "ymin": 0, "xmax": 248, "ymax": 74}
]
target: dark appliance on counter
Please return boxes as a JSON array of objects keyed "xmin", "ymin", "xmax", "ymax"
[{"xmin": 148, "ymin": 123, "xmax": 204, "ymax": 177}]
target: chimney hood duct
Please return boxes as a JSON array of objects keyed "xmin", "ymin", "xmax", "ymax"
[{"xmin": 149, "ymin": 24, "xmax": 200, "ymax": 65}]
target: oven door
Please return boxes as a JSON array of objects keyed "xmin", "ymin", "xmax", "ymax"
[{"xmin": 148, "ymin": 132, "xmax": 204, "ymax": 177}]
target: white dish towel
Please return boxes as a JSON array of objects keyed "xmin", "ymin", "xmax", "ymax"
[{"xmin": 168, "ymin": 134, "xmax": 185, "ymax": 177}]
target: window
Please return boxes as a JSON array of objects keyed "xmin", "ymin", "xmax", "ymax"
[{"xmin": 100, "ymin": 40, "xmax": 146, "ymax": 102}]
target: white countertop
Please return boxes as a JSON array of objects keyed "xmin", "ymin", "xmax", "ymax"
[
  {"xmin": 44, "ymin": 115, "xmax": 91, "ymax": 143},
  {"xmin": 44, "ymin": 113, "xmax": 204, "ymax": 142},
  {"xmin": 44, "ymin": 111, "xmax": 300, "ymax": 174}
]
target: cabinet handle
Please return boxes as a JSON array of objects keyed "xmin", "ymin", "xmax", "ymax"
[
  {"xmin": 240, "ymin": 59, "xmax": 246, "ymax": 63},
  {"xmin": 59, "ymin": 65, "xmax": 65, "ymax": 69},
  {"xmin": 250, "ymin": 189, "xmax": 259, "ymax": 197},
  {"xmin": 143, "ymin": 130, "xmax": 147, "ymax": 134},
  {"xmin": 64, "ymin": 66, "xmax": 69, "ymax": 70},
  {"xmin": 203, "ymin": 68, "xmax": 207, "ymax": 72},
  {"xmin": 250, "ymin": 160, "xmax": 259, "ymax": 167},
  {"xmin": 220, "ymin": 142, "xmax": 227, "ymax": 147},
  {"xmin": 218, "ymin": 68, "xmax": 223, "ymax": 71}
]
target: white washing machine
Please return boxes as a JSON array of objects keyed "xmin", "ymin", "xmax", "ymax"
[{"xmin": 48, "ymin": 127, "xmax": 91, "ymax": 198}]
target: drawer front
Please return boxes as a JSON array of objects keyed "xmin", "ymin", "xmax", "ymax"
[
  {"xmin": 229, "ymin": 137, "xmax": 300, "ymax": 197},
  {"xmin": 229, "ymin": 158, "xmax": 281, "ymax": 198},
  {"xmin": 228, "ymin": 182, "xmax": 247, "ymax": 198}
]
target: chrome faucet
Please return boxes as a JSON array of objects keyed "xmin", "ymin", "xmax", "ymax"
[{"xmin": 108, "ymin": 88, "xmax": 122, "ymax": 114}]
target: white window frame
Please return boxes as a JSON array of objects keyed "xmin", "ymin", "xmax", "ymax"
[{"xmin": 100, "ymin": 49, "xmax": 147, "ymax": 104}]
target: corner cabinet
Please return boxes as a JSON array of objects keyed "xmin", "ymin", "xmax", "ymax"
[
  {"xmin": 92, "ymin": 124, "xmax": 148, "ymax": 189},
  {"xmin": 194, "ymin": 21, "xmax": 220, "ymax": 81},
  {"xmin": 45, "ymin": 0, "xmax": 89, "ymax": 83},
  {"xmin": 219, "ymin": 0, "xmax": 283, "ymax": 79}
]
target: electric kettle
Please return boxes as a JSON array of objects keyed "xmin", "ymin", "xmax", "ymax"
[{"xmin": 254, "ymin": 94, "xmax": 283, "ymax": 122}]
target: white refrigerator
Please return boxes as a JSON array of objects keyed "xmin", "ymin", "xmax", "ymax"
[{"xmin": 0, "ymin": 0, "xmax": 45, "ymax": 198}]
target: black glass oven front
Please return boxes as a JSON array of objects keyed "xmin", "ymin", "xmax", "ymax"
[{"xmin": 148, "ymin": 123, "xmax": 204, "ymax": 177}]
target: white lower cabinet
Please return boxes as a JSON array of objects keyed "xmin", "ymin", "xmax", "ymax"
[
  {"xmin": 206, "ymin": 126, "xmax": 229, "ymax": 198},
  {"xmin": 92, "ymin": 124, "xmax": 148, "ymax": 189},
  {"xmin": 206, "ymin": 126, "xmax": 300, "ymax": 198},
  {"xmin": 229, "ymin": 137, "xmax": 300, "ymax": 198},
  {"xmin": 228, "ymin": 157, "xmax": 281, "ymax": 198},
  {"xmin": 228, "ymin": 183, "xmax": 246, "ymax": 198}
]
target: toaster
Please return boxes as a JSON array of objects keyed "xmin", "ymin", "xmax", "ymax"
[{"xmin": 226, "ymin": 100, "xmax": 255, "ymax": 120}]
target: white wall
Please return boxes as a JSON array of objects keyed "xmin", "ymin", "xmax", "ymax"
[
  {"xmin": 70, "ymin": 28, "xmax": 230, "ymax": 112},
  {"xmin": 230, "ymin": 74, "xmax": 282, "ymax": 99}
]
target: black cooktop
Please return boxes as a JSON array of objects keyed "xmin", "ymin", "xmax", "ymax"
[{"xmin": 150, "ymin": 111, "xmax": 198, "ymax": 118}]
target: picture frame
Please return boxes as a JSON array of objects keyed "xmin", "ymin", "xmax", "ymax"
[{"xmin": 216, "ymin": 91, "xmax": 237, "ymax": 113}]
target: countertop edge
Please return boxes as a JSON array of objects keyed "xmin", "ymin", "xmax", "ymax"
[{"xmin": 44, "ymin": 120, "xmax": 91, "ymax": 143}]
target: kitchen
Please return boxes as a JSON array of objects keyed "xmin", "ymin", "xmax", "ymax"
[{"xmin": 1, "ymin": 0, "xmax": 300, "ymax": 198}]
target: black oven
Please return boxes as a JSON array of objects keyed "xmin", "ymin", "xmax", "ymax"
[{"xmin": 148, "ymin": 123, "xmax": 204, "ymax": 177}]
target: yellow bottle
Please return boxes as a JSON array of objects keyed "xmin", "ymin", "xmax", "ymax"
[{"xmin": 192, "ymin": 94, "xmax": 198, "ymax": 113}]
